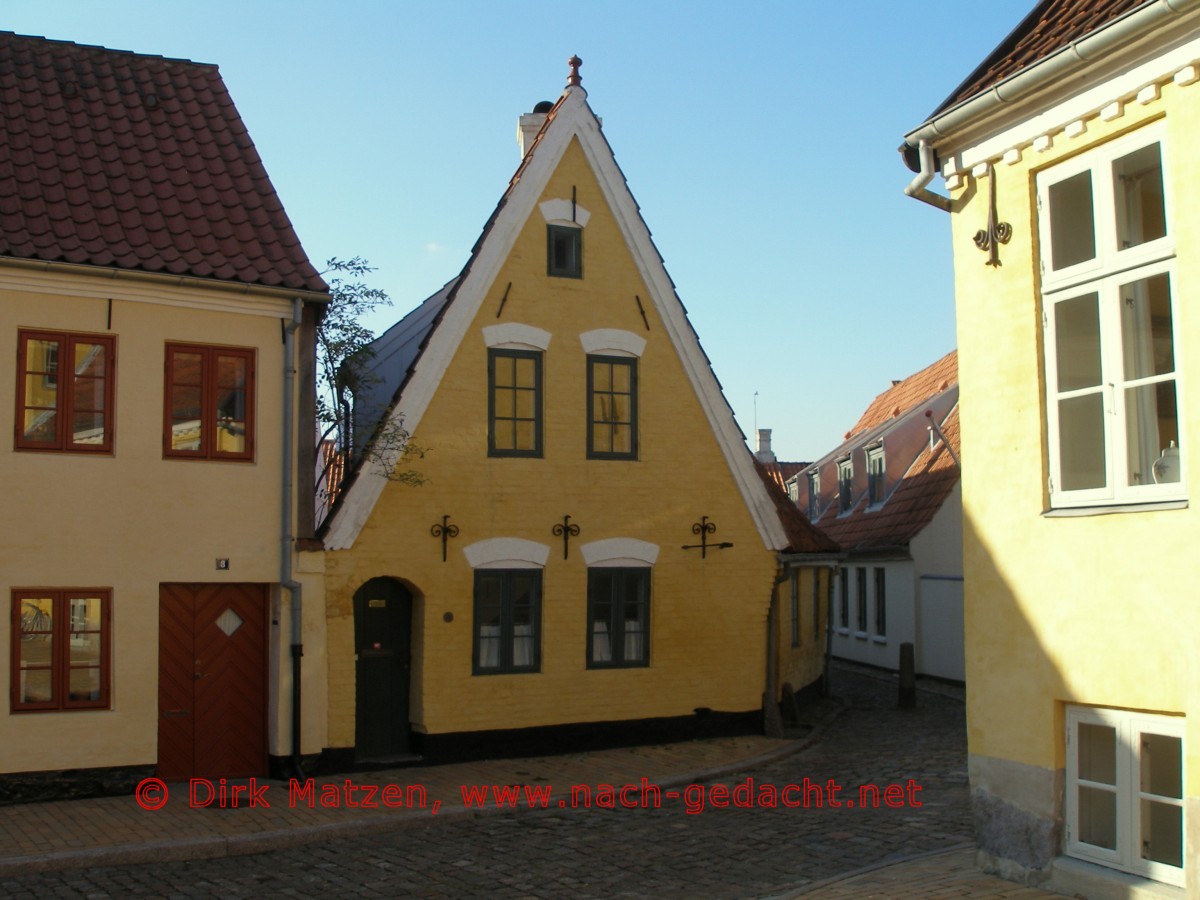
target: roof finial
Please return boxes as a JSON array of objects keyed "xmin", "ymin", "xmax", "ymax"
[{"xmin": 567, "ymin": 55, "xmax": 582, "ymax": 88}]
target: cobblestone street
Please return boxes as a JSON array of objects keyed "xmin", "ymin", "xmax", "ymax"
[{"xmin": 0, "ymin": 667, "xmax": 977, "ymax": 898}]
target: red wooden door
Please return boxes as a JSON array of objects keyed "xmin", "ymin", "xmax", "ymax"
[{"xmin": 158, "ymin": 584, "xmax": 267, "ymax": 780}]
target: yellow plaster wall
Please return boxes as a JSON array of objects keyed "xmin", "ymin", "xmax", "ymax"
[
  {"xmin": 775, "ymin": 567, "xmax": 829, "ymax": 695},
  {"xmin": 0, "ymin": 283, "xmax": 324, "ymax": 772},
  {"xmin": 948, "ymin": 86, "xmax": 1200, "ymax": 787},
  {"xmin": 325, "ymin": 139, "xmax": 778, "ymax": 744}
]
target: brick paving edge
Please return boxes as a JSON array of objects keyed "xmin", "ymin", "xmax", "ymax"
[{"xmin": 0, "ymin": 698, "xmax": 850, "ymax": 878}]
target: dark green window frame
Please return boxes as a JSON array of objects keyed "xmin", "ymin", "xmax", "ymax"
[
  {"xmin": 488, "ymin": 349, "xmax": 542, "ymax": 457},
  {"xmin": 587, "ymin": 568, "xmax": 650, "ymax": 668},
  {"xmin": 586, "ymin": 355, "xmax": 637, "ymax": 460},
  {"xmin": 547, "ymin": 224, "xmax": 582, "ymax": 278},
  {"xmin": 473, "ymin": 569, "xmax": 541, "ymax": 675}
]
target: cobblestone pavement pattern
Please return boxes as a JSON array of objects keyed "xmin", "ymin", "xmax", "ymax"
[{"xmin": 0, "ymin": 669, "xmax": 1041, "ymax": 897}]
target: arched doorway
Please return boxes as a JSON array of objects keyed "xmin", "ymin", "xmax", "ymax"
[{"xmin": 353, "ymin": 577, "xmax": 413, "ymax": 760}]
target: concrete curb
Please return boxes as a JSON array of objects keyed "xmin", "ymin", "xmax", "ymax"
[
  {"xmin": 0, "ymin": 699, "xmax": 850, "ymax": 877},
  {"xmin": 765, "ymin": 841, "xmax": 976, "ymax": 898}
]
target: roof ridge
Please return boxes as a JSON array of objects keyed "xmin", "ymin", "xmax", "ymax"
[{"xmin": 0, "ymin": 30, "xmax": 216, "ymax": 68}]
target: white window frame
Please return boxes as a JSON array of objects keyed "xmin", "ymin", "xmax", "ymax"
[
  {"xmin": 807, "ymin": 470, "xmax": 820, "ymax": 520},
  {"xmin": 866, "ymin": 445, "xmax": 885, "ymax": 508},
  {"xmin": 1065, "ymin": 705, "xmax": 1186, "ymax": 887},
  {"xmin": 1037, "ymin": 122, "xmax": 1186, "ymax": 508},
  {"xmin": 837, "ymin": 458, "xmax": 853, "ymax": 515}
]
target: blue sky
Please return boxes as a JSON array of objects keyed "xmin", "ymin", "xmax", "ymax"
[{"xmin": 6, "ymin": 1, "xmax": 1036, "ymax": 460}]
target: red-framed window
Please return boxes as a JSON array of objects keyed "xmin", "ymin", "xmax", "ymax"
[
  {"xmin": 11, "ymin": 589, "xmax": 111, "ymax": 712},
  {"xmin": 164, "ymin": 343, "xmax": 255, "ymax": 460},
  {"xmin": 15, "ymin": 330, "xmax": 116, "ymax": 453}
]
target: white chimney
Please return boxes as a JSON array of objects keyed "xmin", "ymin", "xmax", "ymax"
[
  {"xmin": 755, "ymin": 428, "xmax": 776, "ymax": 464},
  {"xmin": 517, "ymin": 100, "xmax": 554, "ymax": 159}
]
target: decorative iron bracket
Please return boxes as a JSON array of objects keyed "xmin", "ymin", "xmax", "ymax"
[
  {"xmin": 430, "ymin": 515, "xmax": 460, "ymax": 562},
  {"xmin": 551, "ymin": 515, "xmax": 581, "ymax": 560},
  {"xmin": 682, "ymin": 516, "xmax": 733, "ymax": 559},
  {"xmin": 973, "ymin": 163, "xmax": 1012, "ymax": 267}
]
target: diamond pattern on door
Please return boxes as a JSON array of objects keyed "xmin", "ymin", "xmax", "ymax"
[
  {"xmin": 158, "ymin": 584, "xmax": 267, "ymax": 780},
  {"xmin": 215, "ymin": 608, "xmax": 243, "ymax": 637}
]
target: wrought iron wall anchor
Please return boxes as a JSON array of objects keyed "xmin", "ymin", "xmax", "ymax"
[
  {"xmin": 430, "ymin": 515, "xmax": 459, "ymax": 562},
  {"xmin": 682, "ymin": 516, "xmax": 733, "ymax": 559},
  {"xmin": 552, "ymin": 515, "xmax": 581, "ymax": 560},
  {"xmin": 973, "ymin": 163, "xmax": 1012, "ymax": 267}
]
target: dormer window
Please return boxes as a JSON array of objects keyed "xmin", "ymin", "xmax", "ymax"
[
  {"xmin": 837, "ymin": 458, "xmax": 853, "ymax": 513},
  {"xmin": 547, "ymin": 224, "xmax": 581, "ymax": 278},
  {"xmin": 807, "ymin": 471, "xmax": 820, "ymax": 520},
  {"xmin": 866, "ymin": 445, "xmax": 885, "ymax": 506}
]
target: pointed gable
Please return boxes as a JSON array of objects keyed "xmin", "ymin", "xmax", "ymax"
[{"xmin": 323, "ymin": 68, "xmax": 789, "ymax": 553}]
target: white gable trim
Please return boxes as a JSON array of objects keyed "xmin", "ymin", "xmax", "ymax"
[
  {"xmin": 324, "ymin": 87, "xmax": 788, "ymax": 551},
  {"xmin": 580, "ymin": 538, "xmax": 658, "ymax": 567},
  {"xmin": 579, "ymin": 329, "xmax": 645, "ymax": 358},
  {"xmin": 482, "ymin": 323, "xmax": 552, "ymax": 351},
  {"xmin": 463, "ymin": 538, "xmax": 550, "ymax": 569},
  {"xmin": 539, "ymin": 198, "xmax": 591, "ymax": 227}
]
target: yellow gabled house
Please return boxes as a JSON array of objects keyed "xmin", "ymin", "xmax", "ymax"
[
  {"xmin": 319, "ymin": 59, "xmax": 838, "ymax": 763},
  {"xmin": 902, "ymin": 0, "xmax": 1199, "ymax": 894},
  {"xmin": 1, "ymin": 32, "xmax": 329, "ymax": 798}
]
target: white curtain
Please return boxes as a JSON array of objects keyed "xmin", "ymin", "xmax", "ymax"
[
  {"xmin": 512, "ymin": 624, "xmax": 533, "ymax": 668},
  {"xmin": 478, "ymin": 625, "xmax": 500, "ymax": 669},
  {"xmin": 592, "ymin": 621, "xmax": 612, "ymax": 663},
  {"xmin": 623, "ymin": 622, "xmax": 644, "ymax": 662}
]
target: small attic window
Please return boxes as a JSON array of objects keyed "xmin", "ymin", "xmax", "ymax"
[{"xmin": 547, "ymin": 225, "xmax": 582, "ymax": 278}]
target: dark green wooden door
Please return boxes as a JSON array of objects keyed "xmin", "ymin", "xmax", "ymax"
[{"xmin": 354, "ymin": 578, "xmax": 412, "ymax": 760}]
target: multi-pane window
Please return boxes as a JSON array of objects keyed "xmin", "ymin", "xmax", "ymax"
[
  {"xmin": 587, "ymin": 356, "xmax": 637, "ymax": 459},
  {"xmin": 873, "ymin": 567, "xmax": 887, "ymax": 637},
  {"xmin": 838, "ymin": 567, "xmax": 849, "ymax": 629},
  {"xmin": 473, "ymin": 570, "xmax": 540, "ymax": 674},
  {"xmin": 164, "ymin": 344, "xmax": 254, "ymax": 460},
  {"xmin": 855, "ymin": 567, "xmax": 868, "ymax": 633},
  {"xmin": 11, "ymin": 589, "xmax": 110, "ymax": 712},
  {"xmin": 1065, "ymin": 706, "xmax": 1185, "ymax": 887},
  {"xmin": 547, "ymin": 224, "xmax": 582, "ymax": 278},
  {"xmin": 1038, "ymin": 125, "xmax": 1182, "ymax": 507},
  {"xmin": 587, "ymin": 568, "xmax": 650, "ymax": 667},
  {"xmin": 807, "ymin": 471, "xmax": 821, "ymax": 520},
  {"xmin": 866, "ymin": 446, "xmax": 885, "ymax": 506},
  {"xmin": 488, "ymin": 349, "xmax": 542, "ymax": 457},
  {"xmin": 16, "ymin": 330, "xmax": 115, "ymax": 453},
  {"xmin": 838, "ymin": 459, "xmax": 853, "ymax": 513}
]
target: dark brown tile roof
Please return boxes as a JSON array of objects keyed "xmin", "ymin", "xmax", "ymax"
[
  {"xmin": 755, "ymin": 460, "xmax": 841, "ymax": 556},
  {"xmin": 817, "ymin": 406, "xmax": 960, "ymax": 554},
  {"xmin": 934, "ymin": 0, "xmax": 1149, "ymax": 114},
  {"xmin": 0, "ymin": 31, "xmax": 327, "ymax": 294},
  {"xmin": 848, "ymin": 350, "xmax": 957, "ymax": 440}
]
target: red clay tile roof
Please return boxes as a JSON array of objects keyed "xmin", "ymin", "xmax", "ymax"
[
  {"xmin": 848, "ymin": 350, "xmax": 957, "ymax": 440},
  {"xmin": 817, "ymin": 406, "xmax": 960, "ymax": 554},
  {"xmin": 754, "ymin": 460, "xmax": 840, "ymax": 556},
  {"xmin": 0, "ymin": 31, "xmax": 327, "ymax": 294},
  {"xmin": 760, "ymin": 460, "xmax": 807, "ymax": 494},
  {"xmin": 934, "ymin": 0, "xmax": 1149, "ymax": 113}
]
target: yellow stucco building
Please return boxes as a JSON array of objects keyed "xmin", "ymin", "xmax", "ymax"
[
  {"xmin": 319, "ymin": 60, "xmax": 838, "ymax": 763},
  {"xmin": 1, "ymin": 33, "xmax": 329, "ymax": 798},
  {"xmin": 902, "ymin": 0, "xmax": 1200, "ymax": 894}
]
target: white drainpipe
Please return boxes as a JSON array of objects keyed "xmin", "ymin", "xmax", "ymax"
[{"xmin": 282, "ymin": 297, "xmax": 304, "ymax": 775}]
